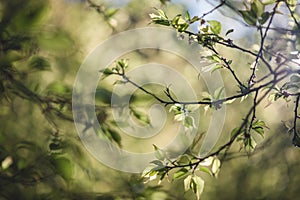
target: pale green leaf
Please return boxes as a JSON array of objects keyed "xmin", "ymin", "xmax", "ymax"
[
  {"xmin": 208, "ymin": 20, "xmax": 221, "ymax": 34},
  {"xmin": 173, "ymin": 168, "xmax": 189, "ymax": 179},
  {"xmin": 184, "ymin": 175, "xmax": 193, "ymax": 192},
  {"xmin": 212, "ymin": 157, "xmax": 221, "ymax": 175},
  {"xmin": 192, "ymin": 175, "xmax": 205, "ymax": 200}
]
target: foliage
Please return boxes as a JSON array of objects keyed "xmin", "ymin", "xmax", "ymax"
[{"xmin": 1, "ymin": 0, "xmax": 300, "ymax": 199}]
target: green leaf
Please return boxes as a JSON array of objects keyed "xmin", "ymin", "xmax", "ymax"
[
  {"xmin": 185, "ymin": 11, "xmax": 190, "ymax": 21},
  {"xmin": 211, "ymin": 64, "xmax": 224, "ymax": 73},
  {"xmin": 107, "ymin": 128, "xmax": 122, "ymax": 146},
  {"xmin": 100, "ymin": 68, "xmax": 114, "ymax": 75},
  {"xmin": 259, "ymin": 11, "xmax": 270, "ymax": 24},
  {"xmin": 252, "ymin": 0, "xmax": 265, "ymax": 17},
  {"xmin": 192, "ymin": 175, "xmax": 205, "ymax": 200},
  {"xmin": 199, "ymin": 166, "xmax": 212, "ymax": 176},
  {"xmin": 293, "ymin": 134, "xmax": 300, "ymax": 147},
  {"xmin": 131, "ymin": 108, "xmax": 150, "ymax": 125},
  {"xmin": 239, "ymin": 10, "xmax": 257, "ymax": 26},
  {"xmin": 207, "ymin": 54, "xmax": 222, "ymax": 63},
  {"xmin": 28, "ymin": 56, "xmax": 51, "ymax": 71},
  {"xmin": 53, "ymin": 157, "xmax": 73, "ymax": 180},
  {"xmin": 173, "ymin": 168, "xmax": 189, "ymax": 179},
  {"xmin": 252, "ymin": 120, "xmax": 268, "ymax": 129},
  {"xmin": 153, "ymin": 145, "xmax": 167, "ymax": 160},
  {"xmin": 105, "ymin": 8, "xmax": 118, "ymax": 18},
  {"xmin": 262, "ymin": 0, "xmax": 276, "ymax": 5},
  {"xmin": 253, "ymin": 127, "xmax": 264, "ymax": 137},
  {"xmin": 184, "ymin": 116, "xmax": 195, "ymax": 129},
  {"xmin": 45, "ymin": 82, "xmax": 70, "ymax": 95},
  {"xmin": 212, "ymin": 158, "xmax": 221, "ymax": 175},
  {"xmin": 117, "ymin": 59, "xmax": 129, "ymax": 69},
  {"xmin": 225, "ymin": 29, "xmax": 234, "ymax": 36},
  {"xmin": 208, "ymin": 20, "xmax": 221, "ymax": 35},
  {"xmin": 213, "ymin": 86, "xmax": 225, "ymax": 100},
  {"xmin": 150, "ymin": 160, "xmax": 164, "ymax": 166},
  {"xmin": 184, "ymin": 175, "xmax": 193, "ymax": 192},
  {"xmin": 190, "ymin": 16, "xmax": 200, "ymax": 24}
]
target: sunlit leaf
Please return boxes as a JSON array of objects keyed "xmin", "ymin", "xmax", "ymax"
[
  {"xmin": 184, "ymin": 116, "xmax": 195, "ymax": 129},
  {"xmin": 208, "ymin": 20, "xmax": 221, "ymax": 34},
  {"xmin": 185, "ymin": 11, "xmax": 190, "ymax": 21},
  {"xmin": 173, "ymin": 168, "xmax": 189, "ymax": 179},
  {"xmin": 192, "ymin": 175, "xmax": 205, "ymax": 200},
  {"xmin": 153, "ymin": 145, "xmax": 167, "ymax": 160},
  {"xmin": 200, "ymin": 156, "xmax": 213, "ymax": 166},
  {"xmin": 53, "ymin": 157, "xmax": 73, "ymax": 180},
  {"xmin": 212, "ymin": 157, "xmax": 221, "ymax": 175},
  {"xmin": 184, "ymin": 174, "xmax": 193, "ymax": 192},
  {"xmin": 199, "ymin": 166, "xmax": 212, "ymax": 176},
  {"xmin": 252, "ymin": 0, "xmax": 265, "ymax": 17}
]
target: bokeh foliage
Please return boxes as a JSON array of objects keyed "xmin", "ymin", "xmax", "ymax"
[{"xmin": 0, "ymin": 0, "xmax": 299, "ymax": 200}]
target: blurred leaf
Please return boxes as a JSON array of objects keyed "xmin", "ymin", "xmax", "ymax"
[
  {"xmin": 107, "ymin": 128, "xmax": 122, "ymax": 146},
  {"xmin": 173, "ymin": 168, "xmax": 189, "ymax": 180},
  {"xmin": 225, "ymin": 29, "xmax": 234, "ymax": 36},
  {"xmin": 131, "ymin": 108, "xmax": 150, "ymax": 125},
  {"xmin": 290, "ymin": 75, "xmax": 300, "ymax": 83},
  {"xmin": 12, "ymin": 1, "xmax": 48, "ymax": 31},
  {"xmin": 95, "ymin": 88, "xmax": 113, "ymax": 104},
  {"xmin": 259, "ymin": 11, "xmax": 270, "ymax": 24},
  {"xmin": 200, "ymin": 156, "xmax": 213, "ymax": 166},
  {"xmin": 213, "ymin": 86, "xmax": 225, "ymax": 100},
  {"xmin": 53, "ymin": 157, "xmax": 73, "ymax": 180},
  {"xmin": 192, "ymin": 175, "xmax": 205, "ymax": 200},
  {"xmin": 293, "ymin": 134, "xmax": 300, "ymax": 147},
  {"xmin": 208, "ymin": 20, "xmax": 221, "ymax": 34},
  {"xmin": 199, "ymin": 166, "xmax": 212, "ymax": 176},
  {"xmin": 262, "ymin": 0, "xmax": 276, "ymax": 5},
  {"xmin": 45, "ymin": 82, "xmax": 71, "ymax": 95},
  {"xmin": 150, "ymin": 160, "xmax": 164, "ymax": 166},
  {"xmin": 184, "ymin": 116, "xmax": 195, "ymax": 129},
  {"xmin": 185, "ymin": 11, "xmax": 191, "ymax": 21},
  {"xmin": 105, "ymin": 8, "xmax": 118, "ymax": 18},
  {"xmin": 190, "ymin": 16, "xmax": 200, "ymax": 24},
  {"xmin": 28, "ymin": 56, "xmax": 51, "ymax": 71},
  {"xmin": 212, "ymin": 157, "xmax": 221, "ymax": 176},
  {"xmin": 153, "ymin": 145, "xmax": 167, "ymax": 160},
  {"xmin": 252, "ymin": 0, "xmax": 265, "ymax": 17},
  {"xmin": 38, "ymin": 31, "xmax": 74, "ymax": 53},
  {"xmin": 149, "ymin": 8, "xmax": 170, "ymax": 26},
  {"xmin": 239, "ymin": 10, "xmax": 256, "ymax": 26},
  {"xmin": 184, "ymin": 174, "xmax": 193, "ymax": 192}
]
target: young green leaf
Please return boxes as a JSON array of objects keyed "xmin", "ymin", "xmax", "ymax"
[
  {"xmin": 184, "ymin": 174, "xmax": 193, "ymax": 192},
  {"xmin": 225, "ymin": 29, "xmax": 234, "ymax": 36},
  {"xmin": 199, "ymin": 166, "xmax": 212, "ymax": 176},
  {"xmin": 239, "ymin": 10, "xmax": 257, "ymax": 26},
  {"xmin": 208, "ymin": 20, "xmax": 221, "ymax": 35},
  {"xmin": 184, "ymin": 116, "xmax": 195, "ymax": 129},
  {"xmin": 173, "ymin": 168, "xmax": 189, "ymax": 180},
  {"xmin": 212, "ymin": 157, "xmax": 221, "ymax": 176},
  {"xmin": 153, "ymin": 145, "xmax": 167, "ymax": 160},
  {"xmin": 185, "ymin": 11, "xmax": 190, "ymax": 21},
  {"xmin": 259, "ymin": 11, "xmax": 270, "ymax": 24},
  {"xmin": 192, "ymin": 175, "xmax": 205, "ymax": 200},
  {"xmin": 251, "ymin": 0, "xmax": 265, "ymax": 17}
]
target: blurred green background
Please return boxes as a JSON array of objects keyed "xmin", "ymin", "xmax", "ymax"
[{"xmin": 0, "ymin": 0, "xmax": 299, "ymax": 199}]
